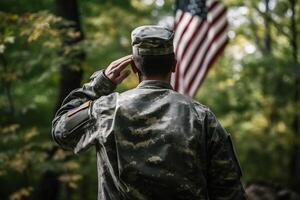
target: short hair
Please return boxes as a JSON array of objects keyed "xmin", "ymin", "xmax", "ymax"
[{"xmin": 133, "ymin": 53, "xmax": 175, "ymax": 77}]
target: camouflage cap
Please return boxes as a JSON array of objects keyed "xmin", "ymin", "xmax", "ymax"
[{"xmin": 131, "ymin": 25, "xmax": 174, "ymax": 56}]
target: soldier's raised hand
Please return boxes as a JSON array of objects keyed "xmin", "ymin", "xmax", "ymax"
[{"xmin": 104, "ymin": 55, "xmax": 132, "ymax": 84}]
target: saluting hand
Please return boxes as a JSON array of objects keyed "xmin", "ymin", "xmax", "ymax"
[{"xmin": 104, "ymin": 55, "xmax": 132, "ymax": 85}]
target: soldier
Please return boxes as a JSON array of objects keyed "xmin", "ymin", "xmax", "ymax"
[{"xmin": 52, "ymin": 25, "xmax": 246, "ymax": 200}]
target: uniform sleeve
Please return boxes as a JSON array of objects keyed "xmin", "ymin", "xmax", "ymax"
[
  {"xmin": 205, "ymin": 111, "xmax": 246, "ymax": 200},
  {"xmin": 51, "ymin": 70, "xmax": 116, "ymax": 153}
]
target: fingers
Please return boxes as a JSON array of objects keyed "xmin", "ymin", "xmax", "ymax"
[
  {"xmin": 111, "ymin": 58, "xmax": 132, "ymax": 74},
  {"xmin": 105, "ymin": 55, "xmax": 133, "ymax": 85},
  {"xmin": 114, "ymin": 70, "xmax": 131, "ymax": 84},
  {"xmin": 110, "ymin": 55, "xmax": 132, "ymax": 67},
  {"xmin": 114, "ymin": 55, "xmax": 132, "ymax": 63}
]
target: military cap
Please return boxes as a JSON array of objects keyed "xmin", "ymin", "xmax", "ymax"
[{"xmin": 131, "ymin": 25, "xmax": 174, "ymax": 56}]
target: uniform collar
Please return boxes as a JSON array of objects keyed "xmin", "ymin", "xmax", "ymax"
[{"xmin": 137, "ymin": 80, "xmax": 173, "ymax": 90}]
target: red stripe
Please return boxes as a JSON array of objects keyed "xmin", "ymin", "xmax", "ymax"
[
  {"xmin": 208, "ymin": 1, "xmax": 219, "ymax": 12},
  {"xmin": 187, "ymin": 22, "xmax": 228, "ymax": 90},
  {"xmin": 175, "ymin": 2, "xmax": 220, "ymax": 59},
  {"xmin": 183, "ymin": 7, "xmax": 227, "ymax": 76},
  {"xmin": 174, "ymin": 1, "xmax": 229, "ymax": 96},
  {"xmin": 180, "ymin": 19, "xmax": 205, "ymax": 60},
  {"xmin": 190, "ymin": 38, "xmax": 228, "ymax": 96},
  {"xmin": 182, "ymin": 28, "xmax": 209, "ymax": 76},
  {"xmin": 174, "ymin": 63, "xmax": 180, "ymax": 91},
  {"xmin": 210, "ymin": 7, "xmax": 227, "ymax": 27},
  {"xmin": 175, "ymin": 16, "xmax": 195, "ymax": 56}
]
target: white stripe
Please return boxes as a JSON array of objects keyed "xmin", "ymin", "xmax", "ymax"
[
  {"xmin": 175, "ymin": 9, "xmax": 183, "ymax": 22},
  {"xmin": 179, "ymin": 3, "xmax": 225, "ymax": 73},
  {"xmin": 172, "ymin": 10, "xmax": 192, "ymax": 90},
  {"xmin": 179, "ymin": 21, "xmax": 208, "ymax": 73},
  {"xmin": 175, "ymin": 0, "xmax": 221, "ymax": 59},
  {"xmin": 188, "ymin": 33, "xmax": 228, "ymax": 96},
  {"xmin": 176, "ymin": 15, "xmax": 200, "ymax": 60},
  {"xmin": 176, "ymin": 17, "xmax": 207, "ymax": 94},
  {"xmin": 173, "ymin": 0, "xmax": 226, "ymax": 95},
  {"xmin": 178, "ymin": 67, "xmax": 185, "ymax": 94},
  {"xmin": 171, "ymin": 72, "xmax": 176, "ymax": 87},
  {"xmin": 175, "ymin": 19, "xmax": 207, "ymax": 94},
  {"xmin": 173, "ymin": 10, "xmax": 183, "ymax": 92},
  {"xmin": 207, "ymin": 0, "xmax": 217, "ymax": 7},
  {"xmin": 207, "ymin": 3, "xmax": 225, "ymax": 23},
  {"xmin": 184, "ymin": 13, "xmax": 227, "ymax": 80},
  {"xmin": 174, "ymin": 13, "xmax": 193, "ymax": 52}
]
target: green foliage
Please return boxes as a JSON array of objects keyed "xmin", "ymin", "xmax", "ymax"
[
  {"xmin": 0, "ymin": 10, "xmax": 87, "ymax": 199},
  {"xmin": 198, "ymin": 0, "xmax": 300, "ymax": 186}
]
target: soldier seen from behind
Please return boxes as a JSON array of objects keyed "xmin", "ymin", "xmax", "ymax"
[{"xmin": 52, "ymin": 25, "xmax": 246, "ymax": 200}]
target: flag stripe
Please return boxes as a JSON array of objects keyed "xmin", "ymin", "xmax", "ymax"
[
  {"xmin": 177, "ymin": 3, "xmax": 225, "ymax": 71},
  {"xmin": 174, "ymin": 63, "xmax": 180, "ymax": 91},
  {"xmin": 173, "ymin": 0, "xmax": 228, "ymax": 96},
  {"xmin": 172, "ymin": 0, "xmax": 217, "ymax": 91},
  {"xmin": 174, "ymin": 13, "xmax": 193, "ymax": 51},
  {"xmin": 189, "ymin": 37, "xmax": 228, "ymax": 96},
  {"xmin": 176, "ymin": 17, "xmax": 201, "ymax": 59},
  {"xmin": 186, "ymin": 21, "xmax": 228, "ymax": 89},
  {"xmin": 175, "ymin": 1, "xmax": 219, "ymax": 61},
  {"xmin": 175, "ymin": 15, "xmax": 196, "ymax": 56},
  {"xmin": 183, "ymin": 6, "xmax": 227, "ymax": 77},
  {"xmin": 179, "ymin": 19, "xmax": 205, "ymax": 61},
  {"xmin": 176, "ymin": 1, "xmax": 217, "ymax": 61},
  {"xmin": 174, "ymin": 10, "xmax": 184, "ymax": 32}
]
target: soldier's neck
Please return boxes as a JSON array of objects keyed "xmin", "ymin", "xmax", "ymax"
[{"xmin": 140, "ymin": 74, "xmax": 171, "ymax": 83}]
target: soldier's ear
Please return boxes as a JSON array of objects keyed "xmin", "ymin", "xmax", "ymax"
[
  {"xmin": 131, "ymin": 58, "xmax": 139, "ymax": 73},
  {"xmin": 131, "ymin": 62, "xmax": 137, "ymax": 73},
  {"xmin": 131, "ymin": 61, "xmax": 142, "ymax": 83}
]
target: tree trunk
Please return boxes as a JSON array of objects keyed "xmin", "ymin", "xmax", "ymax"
[
  {"xmin": 289, "ymin": 0, "xmax": 300, "ymax": 194},
  {"xmin": 263, "ymin": 0, "xmax": 271, "ymax": 54},
  {"xmin": 37, "ymin": 0, "xmax": 85, "ymax": 199},
  {"xmin": 55, "ymin": 0, "xmax": 85, "ymax": 109}
]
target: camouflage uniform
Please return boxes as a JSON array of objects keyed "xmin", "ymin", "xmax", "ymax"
[{"xmin": 52, "ymin": 25, "xmax": 246, "ymax": 200}]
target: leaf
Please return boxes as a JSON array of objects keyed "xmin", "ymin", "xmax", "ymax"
[
  {"xmin": 59, "ymin": 174, "xmax": 82, "ymax": 189},
  {"xmin": 24, "ymin": 127, "xmax": 38, "ymax": 141},
  {"xmin": 53, "ymin": 149, "xmax": 72, "ymax": 161},
  {"xmin": 0, "ymin": 170, "xmax": 7, "ymax": 177},
  {"xmin": 64, "ymin": 161, "xmax": 80, "ymax": 170},
  {"xmin": 9, "ymin": 187, "xmax": 33, "ymax": 200},
  {"xmin": 8, "ymin": 153, "xmax": 27, "ymax": 173},
  {"xmin": 0, "ymin": 124, "xmax": 20, "ymax": 135},
  {"xmin": 0, "ymin": 44, "xmax": 5, "ymax": 54},
  {"xmin": 4, "ymin": 36, "xmax": 15, "ymax": 44}
]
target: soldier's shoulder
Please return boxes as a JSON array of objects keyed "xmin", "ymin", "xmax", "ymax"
[
  {"xmin": 93, "ymin": 92, "xmax": 119, "ymax": 109},
  {"xmin": 118, "ymin": 88, "xmax": 142, "ymax": 100},
  {"xmin": 174, "ymin": 93, "xmax": 211, "ymax": 113},
  {"xmin": 167, "ymin": 90, "xmax": 214, "ymax": 117},
  {"xmin": 190, "ymin": 99, "xmax": 217, "ymax": 122},
  {"xmin": 191, "ymin": 99, "xmax": 210, "ymax": 112}
]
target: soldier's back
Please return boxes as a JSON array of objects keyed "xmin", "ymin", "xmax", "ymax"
[{"xmin": 103, "ymin": 80, "xmax": 209, "ymax": 200}]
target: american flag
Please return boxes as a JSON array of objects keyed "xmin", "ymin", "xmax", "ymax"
[{"xmin": 171, "ymin": 0, "xmax": 229, "ymax": 97}]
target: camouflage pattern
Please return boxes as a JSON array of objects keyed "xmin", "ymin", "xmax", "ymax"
[
  {"xmin": 52, "ymin": 70, "xmax": 246, "ymax": 200},
  {"xmin": 131, "ymin": 25, "xmax": 174, "ymax": 55}
]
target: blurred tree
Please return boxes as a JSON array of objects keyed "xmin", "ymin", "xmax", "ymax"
[
  {"xmin": 0, "ymin": 9, "xmax": 69, "ymax": 199},
  {"xmin": 37, "ymin": 0, "xmax": 85, "ymax": 199},
  {"xmin": 198, "ymin": 0, "xmax": 300, "ymax": 191},
  {"xmin": 288, "ymin": 0, "xmax": 300, "ymax": 193},
  {"xmin": 54, "ymin": 0, "xmax": 85, "ymax": 109}
]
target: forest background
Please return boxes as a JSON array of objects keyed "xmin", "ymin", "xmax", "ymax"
[{"xmin": 0, "ymin": 0, "xmax": 299, "ymax": 199}]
